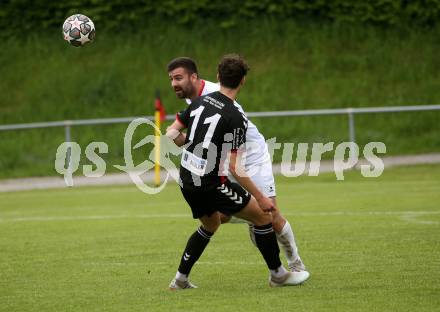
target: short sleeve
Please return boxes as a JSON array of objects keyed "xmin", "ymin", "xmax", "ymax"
[
  {"xmin": 228, "ymin": 111, "xmax": 248, "ymax": 151},
  {"xmin": 176, "ymin": 106, "xmax": 191, "ymax": 127}
]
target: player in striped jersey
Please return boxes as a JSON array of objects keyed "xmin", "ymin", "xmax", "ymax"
[
  {"xmin": 167, "ymin": 57, "xmax": 307, "ymax": 273},
  {"xmin": 166, "ymin": 54, "xmax": 309, "ymax": 289}
]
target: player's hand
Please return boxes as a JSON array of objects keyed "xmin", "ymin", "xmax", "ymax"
[{"xmin": 256, "ymin": 196, "xmax": 274, "ymax": 212}]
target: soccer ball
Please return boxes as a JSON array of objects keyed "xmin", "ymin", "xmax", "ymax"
[{"xmin": 62, "ymin": 14, "xmax": 95, "ymax": 47}]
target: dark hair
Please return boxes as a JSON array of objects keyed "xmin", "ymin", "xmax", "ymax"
[
  {"xmin": 217, "ymin": 54, "xmax": 250, "ymax": 89},
  {"xmin": 167, "ymin": 57, "xmax": 198, "ymax": 76}
]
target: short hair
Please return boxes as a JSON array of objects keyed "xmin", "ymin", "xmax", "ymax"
[
  {"xmin": 217, "ymin": 54, "xmax": 250, "ymax": 89},
  {"xmin": 167, "ymin": 57, "xmax": 198, "ymax": 76}
]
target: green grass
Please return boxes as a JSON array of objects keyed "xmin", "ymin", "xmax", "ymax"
[
  {"xmin": 1, "ymin": 20, "xmax": 440, "ymax": 178},
  {"xmin": 1, "ymin": 165, "xmax": 439, "ymax": 311}
]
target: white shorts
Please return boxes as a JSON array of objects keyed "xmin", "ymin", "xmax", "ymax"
[{"xmin": 229, "ymin": 159, "xmax": 276, "ymax": 197}]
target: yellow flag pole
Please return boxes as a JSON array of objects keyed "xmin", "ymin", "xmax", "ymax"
[{"xmin": 154, "ymin": 109, "xmax": 161, "ymax": 186}]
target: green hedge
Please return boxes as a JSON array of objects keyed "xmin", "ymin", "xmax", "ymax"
[{"xmin": 1, "ymin": 0, "xmax": 440, "ymax": 38}]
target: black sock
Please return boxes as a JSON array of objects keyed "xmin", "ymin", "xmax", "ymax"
[
  {"xmin": 253, "ymin": 223, "xmax": 282, "ymax": 270},
  {"xmin": 178, "ymin": 226, "xmax": 213, "ymax": 275}
]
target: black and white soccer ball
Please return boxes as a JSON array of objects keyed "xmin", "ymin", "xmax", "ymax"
[{"xmin": 62, "ymin": 14, "xmax": 95, "ymax": 47}]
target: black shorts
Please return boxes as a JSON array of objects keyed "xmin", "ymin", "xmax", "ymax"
[{"xmin": 180, "ymin": 180, "xmax": 251, "ymax": 219}]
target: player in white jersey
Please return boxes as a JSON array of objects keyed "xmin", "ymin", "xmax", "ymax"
[{"xmin": 166, "ymin": 57, "xmax": 307, "ymax": 272}]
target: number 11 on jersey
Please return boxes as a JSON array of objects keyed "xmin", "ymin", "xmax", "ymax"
[{"xmin": 188, "ymin": 105, "xmax": 221, "ymax": 148}]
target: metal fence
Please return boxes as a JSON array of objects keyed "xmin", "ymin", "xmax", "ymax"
[{"xmin": 1, "ymin": 104, "xmax": 440, "ymax": 144}]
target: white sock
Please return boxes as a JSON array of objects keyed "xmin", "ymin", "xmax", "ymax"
[
  {"xmin": 270, "ymin": 265, "xmax": 288, "ymax": 278},
  {"xmin": 175, "ymin": 271, "xmax": 187, "ymax": 282},
  {"xmin": 276, "ymin": 220, "xmax": 301, "ymax": 266}
]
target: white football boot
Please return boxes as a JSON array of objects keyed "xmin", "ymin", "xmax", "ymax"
[
  {"xmin": 169, "ymin": 278, "xmax": 198, "ymax": 290},
  {"xmin": 269, "ymin": 270, "xmax": 310, "ymax": 287}
]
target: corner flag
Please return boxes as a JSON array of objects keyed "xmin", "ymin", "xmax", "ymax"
[{"xmin": 154, "ymin": 90, "xmax": 165, "ymax": 186}]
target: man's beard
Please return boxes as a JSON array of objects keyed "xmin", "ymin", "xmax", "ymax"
[
  {"xmin": 174, "ymin": 85, "xmax": 193, "ymax": 99},
  {"xmin": 174, "ymin": 87, "xmax": 186, "ymax": 98}
]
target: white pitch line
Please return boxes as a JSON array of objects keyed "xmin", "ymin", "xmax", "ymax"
[
  {"xmin": 399, "ymin": 214, "xmax": 440, "ymax": 225},
  {"xmin": 0, "ymin": 214, "xmax": 190, "ymax": 223},
  {"xmin": 83, "ymin": 261, "xmax": 262, "ymax": 266},
  {"xmin": 285, "ymin": 211, "xmax": 440, "ymax": 216},
  {"xmin": 0, "ymin": 211, "xmax": 439, "ymax": 223}
]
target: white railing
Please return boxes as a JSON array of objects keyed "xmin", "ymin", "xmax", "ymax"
[{"xmin": 1, "ymin": 104, "xmax": 440, "ymax": 144}]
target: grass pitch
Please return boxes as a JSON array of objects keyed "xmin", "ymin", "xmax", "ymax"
[{"xmin": 1, "ymin": 165, "xmax": 439, "ymax": 311}]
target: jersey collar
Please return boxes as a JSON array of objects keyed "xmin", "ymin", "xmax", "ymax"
[{"xmin": 197, "ymin": 80, "xmax": 205, "ymax": 97}]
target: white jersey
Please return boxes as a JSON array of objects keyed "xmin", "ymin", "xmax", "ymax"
[{"xmin": 186, "ymin": 80, "xmax": 270, "ymax": 168}]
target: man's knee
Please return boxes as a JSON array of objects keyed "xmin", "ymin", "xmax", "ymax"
[
  {"xmin": 203, "ymin": 223, "xmax": 220, "ymax": 233},
  {"xmin": 220, "ymin": 214, "xmax": 232, "ymax": 224},
  {"xmin": 251, "ymin": 211, "xmax": 272, "ymax": 226},
  {"xmin": 199, "ymin": 213, "xmax": 221, "ymax": 233},
  {"xmin": 268, "ymin": 198, "xmax": 286, "ymax": 231},
  {"xmin": 270, "ymin": 206, "xmax": 283, "ymax": 223},
  {"xmin": 234, "ymin": 197, "xmax": 273, "ymax": 226}
]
